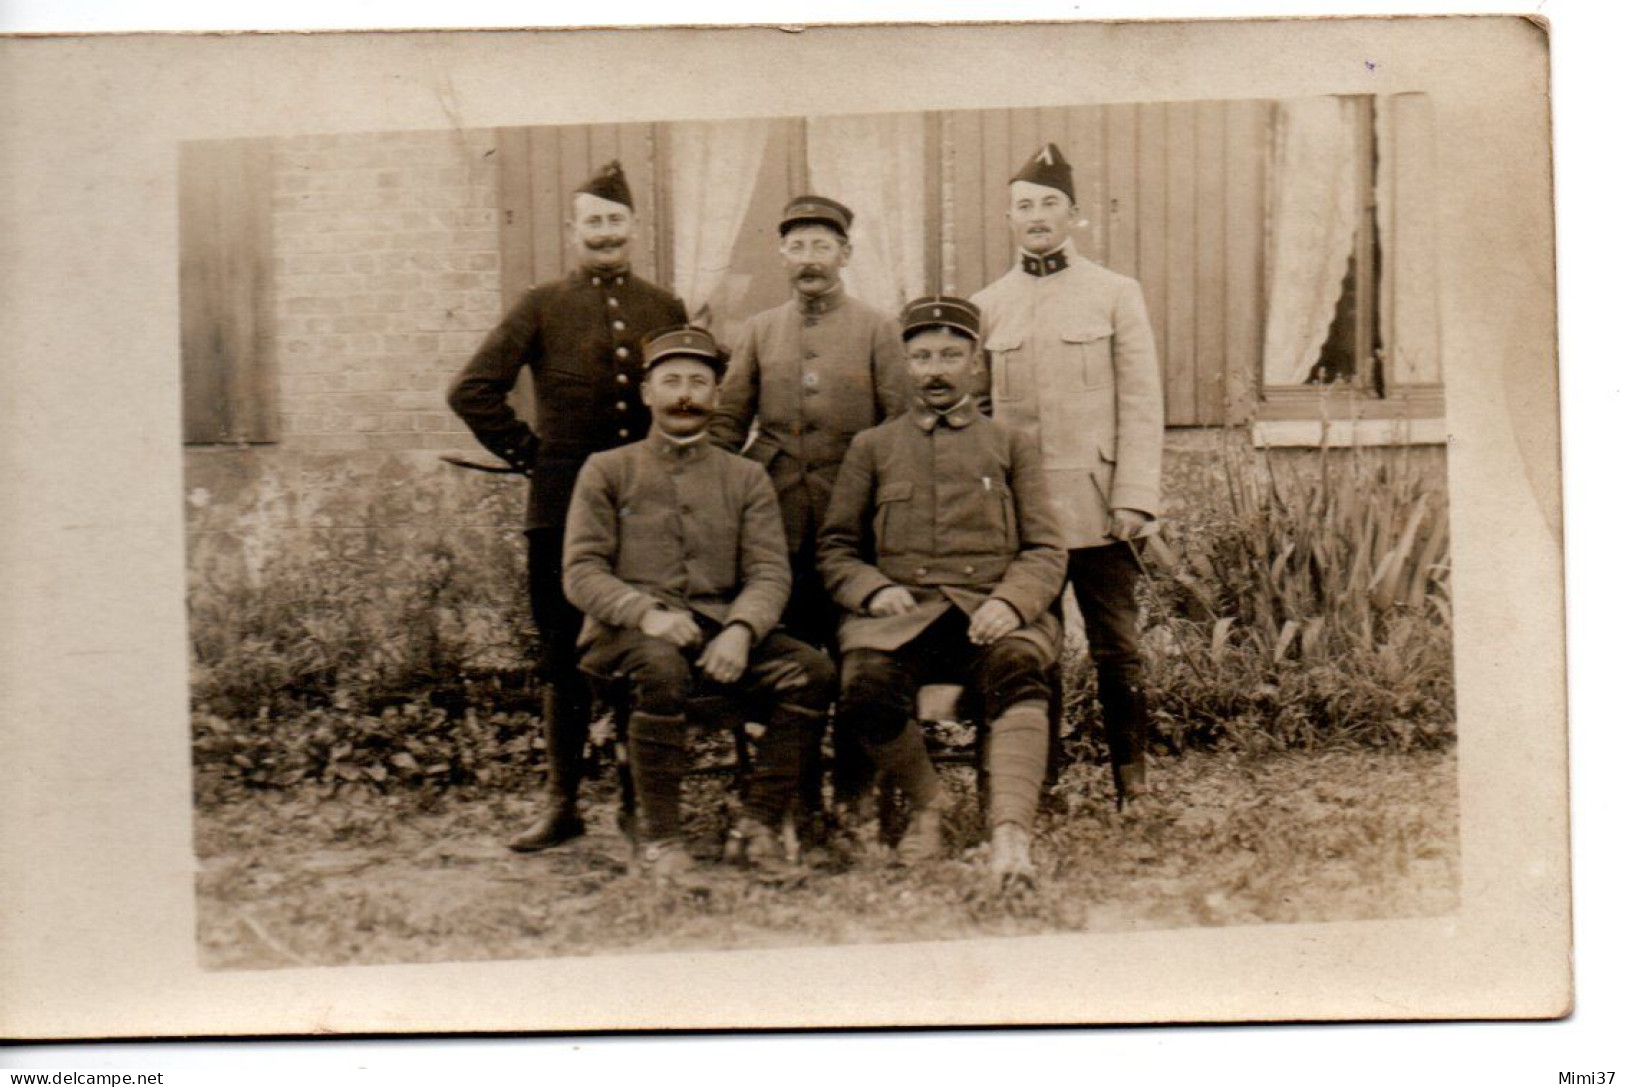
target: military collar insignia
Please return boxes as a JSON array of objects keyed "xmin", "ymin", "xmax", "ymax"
[
  {"xmin": 1020, "ymin": 249, "xmax": 1070, "ymax": 277},
  {"xmin": 581, "ymin": 267, "xmax": 629, "ymax": 288},
  {"xmin": 797, "ymin": 283, "xmax": 846, "ymax": 316}
]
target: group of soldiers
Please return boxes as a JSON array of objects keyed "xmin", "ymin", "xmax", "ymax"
[{"xmin": 448, "ymin": 142, "xmax": 1164, "ymax": 891}]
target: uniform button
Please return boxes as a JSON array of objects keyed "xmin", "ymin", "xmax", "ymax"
[
  {"xmin": 963, "ymin": 565, "xmax": 975, "ymax": 575},
  {"xmin": 615, "ymin": 373, "xmax": 629, "ymax": 385},
  {"xmin": 612, "ymin": 319, "xmax": 626, "ymax": 331},
  {"xmin": 915, "ymin": 566, "xmax": 929, "ymax": 578},
  {"xmin": 615, "ymin": 401, "xmax": 628, "ymax": 412},
  {"xmin": 617, "ymin": 428, "xmax": 630, "ymax": 439},
  {"xmin": 592, "ymin": 276, "xmax": 602, "ymax": 286},
  {"xmin": 615, "ymin": 276, "xmax": 626, "ymax": 286},
  {"xmin": 615, "ymin": 347, "xmax": 629, "ymax": 359},
  {"xmin": 607, "ymin": 297, "xmax": 620, "ymax": 309}
]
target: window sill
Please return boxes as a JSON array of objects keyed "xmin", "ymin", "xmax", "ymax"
[
  {"xmin": 1251, "ymin": 385, "xmax": 1445, "ymax": 447},
  {"xmin": 1251, "ymin": 416, "xmax": 1446, "ymax": 447}
]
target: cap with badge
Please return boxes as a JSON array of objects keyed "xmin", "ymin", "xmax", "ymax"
[
  {"xmin": 778, "ymin": 194, "xmax": 854, "ymax": 238},
  {"xmin": 575, "ymin": 159, "xmax": 635, "ymax": 211},
  {"xmin": 900, "ymin": 296, "xmax": 981, "ymax": 342},
  {"xmin": 1010, "ymin": 142, "xmax": 1075, "ymax": 204},
  {"xmin": 640, "ymin": 325, "xmax": 728, "ymax": 378}
]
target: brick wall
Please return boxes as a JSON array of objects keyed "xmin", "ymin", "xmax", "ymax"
[{"xmin": 268, "ymin": 128, "xmax": 500, "ymax": 454}]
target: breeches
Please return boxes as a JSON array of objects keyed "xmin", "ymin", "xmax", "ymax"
[
  {"xmin": 1067, "ymin": 541, "xmax": 1145, "ymax": 686},
  {"xmin": 838, "ymin": 610, "xmax": 1052, "ymax": 746},
  {"xmin": 526, "ymin": 527, "xmax": 585, "ymax": 688},
  {"xmin": 579, "ymin": 622, "xmax": 836, "ymax": 721}
]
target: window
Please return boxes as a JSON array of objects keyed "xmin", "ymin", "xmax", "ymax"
[{"xmin": 1256, "ymin": 94, "xmax": 1443, "ymax": 445}]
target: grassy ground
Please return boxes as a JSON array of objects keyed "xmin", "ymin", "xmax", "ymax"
[{"xmin": 195, "ymin": 746, "xmax": 1459, "ymax": 970}]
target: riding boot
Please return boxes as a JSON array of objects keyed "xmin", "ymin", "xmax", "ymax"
[
  {"xmin": 626, "ymin": 710, "xmax": 689, "ymax": 844},
  {"xmin": 507, "ymin": 682, "xmax": 589, "ymax": 852},
  {"xmin": 1098, "ymin": 675, "xmax": 1150, "ymax": 807}
]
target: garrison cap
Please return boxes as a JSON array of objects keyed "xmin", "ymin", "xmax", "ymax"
[
  {"xmin": 778, "ymin": 194, "xmax": 854, "ymax": 238},
  {"xmin": 900, "ymin": 296, "xmax": 981, "ymax": 343},
  {"xmin": 1010, "ymin": 142, "xmax": 1075, "ymax": 203},
  {"xmin": 574, "ymin": 159, "xmax": 635, "ymax": 211},
  {"xmin": 640, "ymin": 325, "xmax": 727, "ymax": 378}
]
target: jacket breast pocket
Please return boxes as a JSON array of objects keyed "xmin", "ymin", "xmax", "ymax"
[
  {"xmin": 985, "ymin": 333, "xmax": 1031, "ymax": 403},
  {"xmin": 1062, "ymin": 324, "xmax": 1114, "ymax": 389},
  {"xmin": 873, "ymin": 480, "xmax": 914, "ymax": 556}
]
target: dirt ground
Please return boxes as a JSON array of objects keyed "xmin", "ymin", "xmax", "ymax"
[{"xmin": 194, "ymin": 746, "xmax": 1459, "ymax": 970}]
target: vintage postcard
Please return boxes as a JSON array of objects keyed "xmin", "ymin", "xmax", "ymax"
[{"xmin": 0, "ymin": 16, "xmax": 1568, "ymax": 1037}]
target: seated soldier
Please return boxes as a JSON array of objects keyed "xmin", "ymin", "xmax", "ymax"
[
  {"xmin": 818, "ymin": 297, "xmax": 1066, "ymax": 889},
  {"xmin": 563, "ymin": 326, "xmax": 837, "ymax": 878}
]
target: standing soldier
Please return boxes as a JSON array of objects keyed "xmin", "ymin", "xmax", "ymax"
[
  {"xmin": 448, "ymin": 161, "xmax": 688, "ymax": 852},
  {"xmin": 971, "ymin": 143, "xmax": 1165, "ymax": 808},
  {"xmin": 708, "ymin": 195, "xmax": 910, "ymax": 828}
]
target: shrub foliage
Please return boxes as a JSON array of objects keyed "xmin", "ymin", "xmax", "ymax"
[{"xmin": 189, "ymin": 437, "xmax": 1455, "ymax": 803}]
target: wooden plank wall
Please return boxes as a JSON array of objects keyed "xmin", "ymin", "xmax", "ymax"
[
  {"xmin": 945, "ymin": 101, "xmax": 1273, "ymax": 426},
  {"xmin": 178, "ymin": 138, "xmax": 276, "ymax": 444}
]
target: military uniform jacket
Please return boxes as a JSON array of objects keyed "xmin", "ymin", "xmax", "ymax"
[
  {"xmin": 817, "ymin": 400, "xmax": 1067, "ymax": 660},
  {"xmin": 447, "ymin": 268, "xmax": 688, "ymax": 530},
  {"xmin": 709, "ymin": 285, "xmax": 910, "ymax": 554},
  {"xmin": 971, "ymin": 240, "xmax": 1164, "ymax": 549},
  {"xmin": 563, "ymin": 433, "xmax": 792, "ymax": 649}
]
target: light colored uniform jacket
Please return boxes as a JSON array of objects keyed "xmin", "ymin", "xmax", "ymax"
[
  {"xmin": 817, "ymin": 401, "xmax": 1067, "ymax": 662},
  {"xmin": 971, "ymin": 240, "xmax": 1164, "ymax": 549},
  {"xmin": 709, "ymin": 284, "xmax": 910, "ymax": 555}
]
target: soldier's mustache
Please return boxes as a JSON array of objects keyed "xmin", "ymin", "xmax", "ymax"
[
  {"xmin": 585, "ymin": 236, "xmax": 629, "ymax": 250},
  {"xmin": 796, "ymin": 265, "xmax": 829, "ymax": 279},
  {"xmin": 666, "ymin": 402, "xmax": 708, "ymax": 416}
]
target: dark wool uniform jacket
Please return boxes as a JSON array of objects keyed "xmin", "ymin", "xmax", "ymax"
[
  {"xmin": 563, "ymin": 433, "xmax": 793, "ymax": 649},
  {"xmin": 708, "ymin": 285, "xmax": 910, "ymax": 554},
  {"xmin": 817, "ymin": 400, "xmax": 1067, "ymax": 660},
  {"xmin": 447, "ymin": 268, "xmax": 687, "ymax": 530}
]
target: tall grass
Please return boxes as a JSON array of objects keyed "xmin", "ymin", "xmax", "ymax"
[
  {"xmin": 187, "ymin": 435, "xmax": 1454, "ymax": 801},
  {"xmin": 1121, "ymin": 431, "xmax": 1454, "ymax": 752},
  {"xmin": 187, "ymin": 461, "xmax": 535, "ymax": 718}
]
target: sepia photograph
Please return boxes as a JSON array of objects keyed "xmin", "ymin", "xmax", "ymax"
[
  {"xmin": 183, "ymin": 97, "xmax": 1459, "ymax": 968},
  {"xmin": 0, "ymin": 14, "xmax": 1570, "ymax": 1038}
]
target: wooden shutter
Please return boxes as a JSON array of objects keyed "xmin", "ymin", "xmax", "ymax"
[{"xmin": 178, "ymin": 138, "xmax": 276, "ymax": 444}]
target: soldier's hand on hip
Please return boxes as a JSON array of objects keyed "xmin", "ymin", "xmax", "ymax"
[
  {"xmin": 868, "ymin": 586, "xmax": 919, "ymax": 618},
  {"xmin": 697, "ymin": 623, "xmax": 752, "ymax": 685},
  {"xmin": 1108, "ymin": 507, "xmax": 1152, "ymax": 541},
  {"xmin": 968, "ymin": 598, "xmax": 1022, "ymax": 645},
  {"xmin": 640, "ymin": 606, "xmax": 702, "ymax": 648}
]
